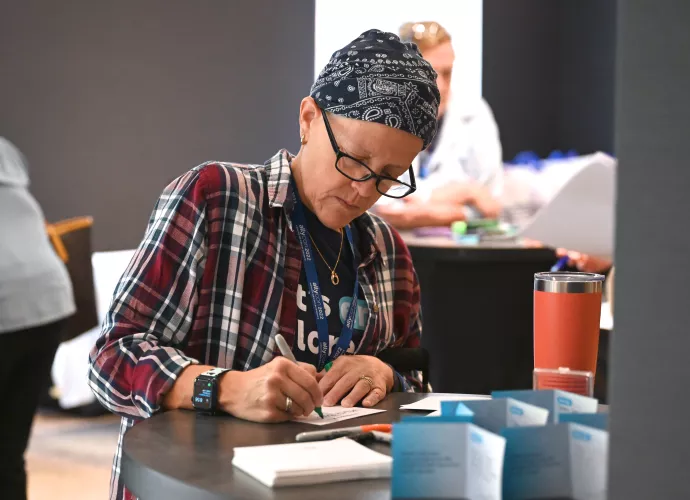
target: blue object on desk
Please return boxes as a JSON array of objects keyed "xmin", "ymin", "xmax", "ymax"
[
  {"xmin": 501, "ymin": 423, "xmax": 608, "ymax": 499},
  {"xmin": 439, "ymin": 401, "xmax": 475, "ymax": 420},
  {"xmin": 550, "ymin": 256, "xmax": 570, "ymax": 272},
  {"xmin": 492, "ymin": 389, "xmax": 599, "ymax": 424},
  {"xmin": 558, "ymin": 412, "xmax": 608, "ymax": 430},
  {"xmin": 392, "ymin": 421, "xmax": 505, "ymax": 499}
]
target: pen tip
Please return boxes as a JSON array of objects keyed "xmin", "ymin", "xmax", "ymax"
[{"xmin": 315, "ymin": 407, "xmax": 324, "ymax": 419}]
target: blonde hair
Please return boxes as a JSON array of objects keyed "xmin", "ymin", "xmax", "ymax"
[{"xmin": 399, "ymin": 21, "xmax": 452, "ymax": 52}]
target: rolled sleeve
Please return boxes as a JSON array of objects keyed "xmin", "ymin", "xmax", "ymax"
[{"xmin": 88, "ymin": 168, "xmax": 208, "ymax": 419}]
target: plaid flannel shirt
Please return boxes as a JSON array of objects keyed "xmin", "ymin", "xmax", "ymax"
[{"xmin": 88, "ymin": 150, "xmax": 422, "ymax": 500}]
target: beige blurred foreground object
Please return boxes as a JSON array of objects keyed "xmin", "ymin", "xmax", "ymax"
[
  {"xmin": 607, "ymin": 267, "xmax": 615, "ymax": 316},
  {"xmin": 26, "ymin": 412, "xmax": 119, "ymax": 500}
]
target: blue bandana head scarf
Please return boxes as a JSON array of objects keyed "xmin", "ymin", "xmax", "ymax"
[{"xmin": 311, "ymin": 29, "xmax": 441, "ymax": 150}]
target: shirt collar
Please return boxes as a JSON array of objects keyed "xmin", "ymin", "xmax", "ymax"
[{"xmin": 264, "ymin": 149, "xmax": 293, "ymax": 209}]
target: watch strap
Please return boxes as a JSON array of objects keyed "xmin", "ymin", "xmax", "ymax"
[{"xmin": 199, "ymin": 367, "xmax": 230, "ymax": 379}]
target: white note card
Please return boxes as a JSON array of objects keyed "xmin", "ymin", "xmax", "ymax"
[
  {"xmin": 400, "ymin": 395, "xmax": 490, "ymax": 412},
  {"xmin": 293, "ymin": 406, "xmax": 385, "ymax": 426}
]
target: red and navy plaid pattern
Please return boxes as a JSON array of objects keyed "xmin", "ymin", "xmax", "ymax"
[{"xmin": 88, "ymin": 150, "xmax": 422, "ymax": 500}]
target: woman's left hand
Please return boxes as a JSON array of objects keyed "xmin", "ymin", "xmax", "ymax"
[{"xmin": 318, "ymin": 355, "xmax": 394, "ymax": 408}]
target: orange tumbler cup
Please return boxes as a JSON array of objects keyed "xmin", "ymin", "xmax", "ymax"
[{"xmin": 534, "ymin": 272, "xmax": 605, "ymax": 381}]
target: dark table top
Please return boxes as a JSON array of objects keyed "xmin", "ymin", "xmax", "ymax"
[{"xmin": 122, "ymin": 392, "xmax": 446, "ymax": 500}]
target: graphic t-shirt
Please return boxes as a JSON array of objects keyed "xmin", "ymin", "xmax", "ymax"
[{"xmin": 293, "ymin": 205, "xmax": 369, "ymax": 368}]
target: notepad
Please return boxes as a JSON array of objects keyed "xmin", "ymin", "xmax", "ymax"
[{"xmin": 232, "ymin": 437, "xmax": 392, "ymax": 487}]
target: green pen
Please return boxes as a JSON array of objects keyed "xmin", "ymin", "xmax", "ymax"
[
  {"xmin": 312, "ymin": 362, "xmax": 333, "ymax": 418},
  {"xmin": 275, "ymin": 334, "xmax": 325, "ymax": 419}
]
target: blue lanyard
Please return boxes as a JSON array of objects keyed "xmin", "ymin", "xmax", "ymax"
[{"xmin": 290, "ymin": 178, "xmax": 360, "ymax": 371}]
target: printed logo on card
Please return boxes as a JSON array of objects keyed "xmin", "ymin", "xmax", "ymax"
[
  {"xmin": 557, "ymin": 396, "xmax": 573, "ymax": 407},
  {"xmin": 470, "ymin": 431, "xmax": 483, "ymax": 444},
  {"xmin": 572, "ymin": 429, "xmax": 592, "ymax": 441}
]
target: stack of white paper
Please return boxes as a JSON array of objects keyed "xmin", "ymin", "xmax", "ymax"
[{"xmin": 232, "ymin": 437, "xmax": 392, "ymax": 487}]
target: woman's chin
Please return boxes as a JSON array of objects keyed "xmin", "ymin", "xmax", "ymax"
[{"xmin": 315, "ymin": 211, "xmax": 353, "ymax": 231}]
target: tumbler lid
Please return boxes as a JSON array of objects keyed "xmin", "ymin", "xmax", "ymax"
[{"xmin": 534, "ymin": 272, "xmax": 605, "ymax": 293}]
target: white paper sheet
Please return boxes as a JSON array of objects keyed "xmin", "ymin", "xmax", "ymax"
[
  {"xmin": 293, "ymin": 406, "xmax": 386, "ymax": 426},
  {"xmin": 519, "ymin": 152, "xmax": 617, "ymax": 259},
  {"xmin": 400, "ymin": 395, "xmax": 490, "ymax": 412}
]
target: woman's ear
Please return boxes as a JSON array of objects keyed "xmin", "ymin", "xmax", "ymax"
[{"xmin": 298, "ymin": 97, "xmax": 321, "ymax": 143}]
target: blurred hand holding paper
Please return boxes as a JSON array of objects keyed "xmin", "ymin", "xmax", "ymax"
[{"xmin": 519, "ymin": 152, "xmax": 616, "ymax": 259}]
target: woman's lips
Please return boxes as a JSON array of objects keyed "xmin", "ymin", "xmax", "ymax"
[{"xmin": 334, "ymin": 196, "xmax": 359, "ymax": 210}]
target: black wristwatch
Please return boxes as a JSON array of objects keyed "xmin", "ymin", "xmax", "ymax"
[{"xmin": 191, "ymin": 368, "xmax": 230, "ymax": 415}]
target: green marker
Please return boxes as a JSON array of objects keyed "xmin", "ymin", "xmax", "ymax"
[
  {"xmin": 312, "ymin": 362, "xmax": 333, "ymax": 418},
  {"xmin": 274, "ymin": 334, "xmax": 325, "ymax": 419}
]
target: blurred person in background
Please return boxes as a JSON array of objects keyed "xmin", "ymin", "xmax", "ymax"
[
  {"xmin": 0, "ymin": 137, "xmax": 76, "ymax": 500},
  {"xmin": 374, "ymin": 21, "xmax": 503, "ymax": 229}
]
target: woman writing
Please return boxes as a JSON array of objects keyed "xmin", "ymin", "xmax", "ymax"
[{"xmin": 89, "ymin": 29, "xmax": 440, "ymax": 500}]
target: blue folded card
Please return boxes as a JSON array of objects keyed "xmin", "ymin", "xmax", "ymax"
[
  {"xmin": 502, "ymin": 423, "xmax": 608, "ymax": 500},
  {"xmin": 444, "ymin": 398, "xmax": 550, "ymax": 433},
  {"xmin": 492, "ymin": 389, "xmax": 598, "ymax": 423},
  {"xmin": 392, "ymin": 421, "xmax": 505, "ymax": 499},
  {"xmin": 559, "ymin": 412, "xmax": 608, "ymax": 430},
  {"xmin": 439, "ymin": 400, "xmax": 475, "ymax": 420}
]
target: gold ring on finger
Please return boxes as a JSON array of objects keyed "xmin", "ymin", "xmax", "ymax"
[{"xmin": 359, "ymin": 375, "xmax": 374, "ymax": 391}]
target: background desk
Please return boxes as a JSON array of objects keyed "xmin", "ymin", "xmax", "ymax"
[
  {"xmin": 402, "ymin": 235, "xmax": 557, "ymax": 394},
  {"xmin": 122, "ymin": 393, "xmax": 442, "ymax": 500}
]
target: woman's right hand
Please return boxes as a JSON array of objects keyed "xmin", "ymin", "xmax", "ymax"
[
  {"xmin": 219, "ymin": 357, "xmax": 323, "ymax": 423},
  {"xmin": 555, "ymin": 248, "xmax": 612, "ymax": 274}
]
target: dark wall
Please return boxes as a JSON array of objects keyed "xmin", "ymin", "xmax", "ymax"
[
  {"xmin": 482, "ymin": 0, "xmax": 616, "ymax": 160},
  {"xmin": 608, "ymin": 1, "xmax": 690, "ymax": 498},
  {"xmin": 0, "ymin": 0, "xmax": 315, "ymax": 250}
]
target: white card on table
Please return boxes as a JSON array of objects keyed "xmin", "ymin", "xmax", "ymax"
[
  {"xmin": 399, "ymin": 395, "xmax": 490, "ymax": 412},
  {"xmin": 293, "ymin": 406, "xmax": 385, "ymax": 426}
]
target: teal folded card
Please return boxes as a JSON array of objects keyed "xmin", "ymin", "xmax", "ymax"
[
  {"xmin": 559, "ymin": 412, "xmax": 608, "ymax": 430},
  {"xmin": 492, "ymin": 389, "xmax": 598, "ymax": 423},
  {"xmin": 502, "ymin": 423, "xmax": 608, "ymax": 500},
  {"xmin": 451, "ymin": 398, "xmax": 550, "ymax": 433},
  {"xmin": 392, "ymin": 421, "xmax": 505, "ymax": 499}
]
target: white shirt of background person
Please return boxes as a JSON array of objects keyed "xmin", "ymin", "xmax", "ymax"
[{"xmin": 375, "ymin": 96, "xmax": 503, "ymax": 219}]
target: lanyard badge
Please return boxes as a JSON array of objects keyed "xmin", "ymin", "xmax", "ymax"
[{"xmin": 290, "ymin": 178, "xmax": 360, "ymax": 371}]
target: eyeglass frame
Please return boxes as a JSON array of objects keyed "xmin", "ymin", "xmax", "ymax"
[{"xmin": 320, "ymin": 109, "xmax": 417, "ymax": 199}]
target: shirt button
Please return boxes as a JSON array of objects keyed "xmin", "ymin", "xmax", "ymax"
[{"xmin": 372, "ymin": 303, "xmax": 379, "ymax": 313}]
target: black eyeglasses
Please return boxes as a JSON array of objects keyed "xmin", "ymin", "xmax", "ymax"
[{"xmin": 321, "ymin": 110, "xmax": 416, "ymax": 199}]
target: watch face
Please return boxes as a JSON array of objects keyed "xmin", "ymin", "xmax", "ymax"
[{"xmin": 193, "ymin": 378, "xmax": 214, "ymax": 410}]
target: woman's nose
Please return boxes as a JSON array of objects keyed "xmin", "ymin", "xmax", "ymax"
[{"xmin": 351, "ymin": 177, "xmax": 378, "ymax": 198}]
